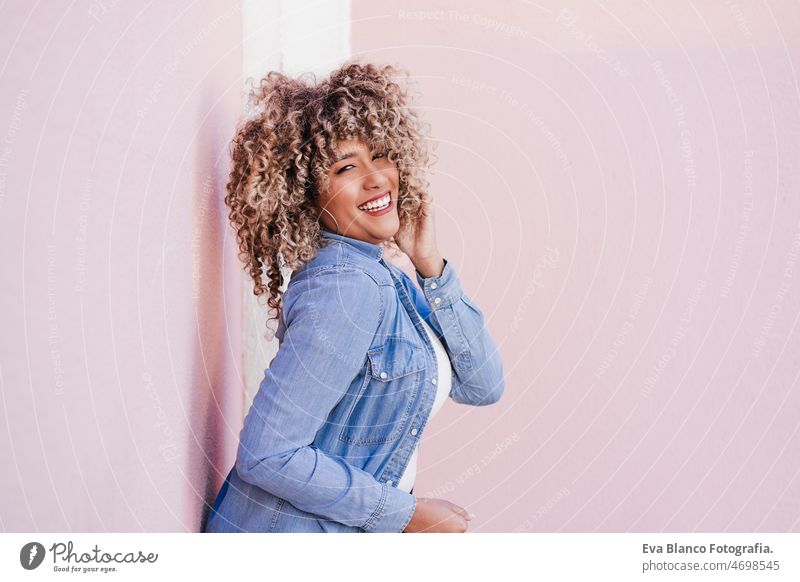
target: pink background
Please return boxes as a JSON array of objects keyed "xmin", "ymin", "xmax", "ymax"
[
  {"xmin": 1, "ymin": 0, "xmax": 799, "ymax": 532},
  {"xmin": 0, "ymin": 1, "xmax": 244, "ymax": 531}
]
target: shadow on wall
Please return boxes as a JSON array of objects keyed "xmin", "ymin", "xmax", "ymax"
[{"xmin": 190, "ymin": 88, "xmax": 244, "ymax": 533}]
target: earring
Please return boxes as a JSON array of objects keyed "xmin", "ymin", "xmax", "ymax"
[{"xmin": 319, "ymin": 207, "xmax": 340, "ymax": 234}]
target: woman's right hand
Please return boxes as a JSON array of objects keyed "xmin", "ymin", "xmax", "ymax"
[{"xmin": 403, "ymin": 497, "xmax": 473, "ymax": 533}]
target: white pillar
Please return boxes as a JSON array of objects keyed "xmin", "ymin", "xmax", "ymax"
[{"xmin": 240, "ymin": 0, "xmax": 351, "ymax": 413}]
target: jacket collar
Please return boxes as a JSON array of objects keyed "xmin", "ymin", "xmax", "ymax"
[{"xmin": 320, "ymin": 229, "xmax": 385, "ymax": 261}]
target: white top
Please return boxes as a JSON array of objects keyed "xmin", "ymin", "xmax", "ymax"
[{"xmin": 396, "ymin": 315, "xmax": 452, "ymax": 493}]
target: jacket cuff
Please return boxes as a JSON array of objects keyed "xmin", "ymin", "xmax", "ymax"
[
  {"xmin": 415, "ymin": 258, "xmax": 464, "ymax": 309},
  {"xmin": 361, "ymin": 483, "xmax": 417, "ymax": 533}
]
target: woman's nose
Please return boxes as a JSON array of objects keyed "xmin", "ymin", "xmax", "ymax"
[{"xmin": 363, "ymin": 167, "xmax": 390, "ymax": 190}]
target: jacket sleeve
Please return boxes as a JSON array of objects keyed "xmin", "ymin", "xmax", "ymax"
[
  {"xmin": 415, "ymin": 258, "xmax": 505, "ymax": 406},
  {"xmin": 235, "ymin": 268, "xmax": 416, "ymax": 533}
]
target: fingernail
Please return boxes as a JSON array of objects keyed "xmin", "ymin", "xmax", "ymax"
[{"xmin": 467, "ymin": 513, "xmax": 477, "ymax": 521}]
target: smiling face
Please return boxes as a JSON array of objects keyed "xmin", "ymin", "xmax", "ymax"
[{"xmin": 316, "ymin": 138, "xmax": 400, "ymax": 245}]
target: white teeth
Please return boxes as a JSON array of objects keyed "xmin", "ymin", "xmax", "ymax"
[{"xmin": 358, "ymin": 193, "xmax": 391, "ymax": 212}]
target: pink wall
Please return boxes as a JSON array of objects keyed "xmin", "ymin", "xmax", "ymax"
[
  {"xmin": 352, "ymin": 0, "xmax": 800, "ymax": 531},
  {"xmin": 0, "ymin": 2, "xmax": 243, "ymax": 531}
]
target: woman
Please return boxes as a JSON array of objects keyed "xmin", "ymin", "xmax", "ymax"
[{"xmin": 204, "ymin": 60, "xmax": 505, "ymax": 533}]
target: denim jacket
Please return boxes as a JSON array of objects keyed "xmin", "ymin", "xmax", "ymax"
[{"xmin": 205, "ymin": 229, "xmax": 505, "ymax": 533}]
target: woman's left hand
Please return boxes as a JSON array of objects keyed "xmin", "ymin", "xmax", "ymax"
[{"xmin": 394, "ymin": 190, "xmax": 444, "ymax": 277}]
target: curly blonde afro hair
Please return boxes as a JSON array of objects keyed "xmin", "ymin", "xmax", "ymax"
[{"xmin": 225, "ymin": 59, "xmax": 434, "ymax": 334}]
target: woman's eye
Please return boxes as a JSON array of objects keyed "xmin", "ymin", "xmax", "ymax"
[{"xmin": 335, "ymin": 152, "xmax": 388, "ymax": 174}]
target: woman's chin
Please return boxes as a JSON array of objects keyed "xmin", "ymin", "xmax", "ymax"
[{"xmin": 358, "ymin": 211, "xmax": 398, "ymax": 233}]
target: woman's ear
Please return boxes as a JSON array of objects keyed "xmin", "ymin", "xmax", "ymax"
[
  {"xmin": 304, "ymin": 188, "xmax": 319, "ymax": 217},
  {"xmin": 309, "ymin": 199, "xmax": 321, "ymax": 219}
]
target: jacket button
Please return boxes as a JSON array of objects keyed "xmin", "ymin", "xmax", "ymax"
[
  {"xmin": 386, "ymin": 480, "xmax": 394, "ymax": 486},
  {"xmin": 433, "ymin": 297, "xmax": 441, "ymax": 305},
  {"xmin": 430, "ymin": 282, "xmax": 438, "ymax": 289},
  {"xmin": 431, "ymin": 378, "xmax": 437, "ymax": 385},
  {"xmin": 410, "ymin": 428, "xmax": 418, "ymax": 436},
  {"xmin": 379, "ymin": 371, "xmax": 388, "ymax": 379}
]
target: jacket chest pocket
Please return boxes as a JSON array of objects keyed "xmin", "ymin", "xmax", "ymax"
[{"xmin": 339, "ymin": 338, "xmax": 426, "ymax": 446}]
